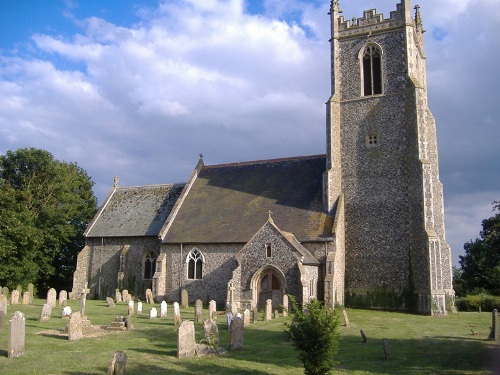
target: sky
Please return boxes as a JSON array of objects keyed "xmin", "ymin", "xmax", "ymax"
[{"xmin": 1, "ymin": 0, "xmax": 499, "ymax": 267}]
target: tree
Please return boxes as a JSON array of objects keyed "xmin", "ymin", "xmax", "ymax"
[
  {"xmin": 286, "ymin": 297, "xmax": 341, "ymax": 375},
  {"xmin": 0, "ymin": 148, "xmax": 97, "ymax": 293},
  {"xmin": 459, "ymin": 201, "xmax": 500, "ymax": 295}
]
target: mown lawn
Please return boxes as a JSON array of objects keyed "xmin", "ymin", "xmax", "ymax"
[{"xmin": 0, "ymin": 299, "xmax": 498, "ymax": 374}]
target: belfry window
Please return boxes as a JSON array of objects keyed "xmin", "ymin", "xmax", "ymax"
[
  {"xmin": 144, "ymin": 252, "xmax": 158, "ymax": 280},
  {"xmin": 187, "ymin": 248, "xmax": 204, "ymax": 280},
  {"xmin": 362, "ymin": 44, "xmax": 382, "ymax": 96}
]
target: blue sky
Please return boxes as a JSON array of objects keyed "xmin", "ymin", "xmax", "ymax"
[{"xmin": 1, "ymin": 0, "xmax": 499, "ymax": 267}]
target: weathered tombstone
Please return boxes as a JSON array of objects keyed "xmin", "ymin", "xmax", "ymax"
[
  {"xmin": 360, "ymin": 329, "xmax": 367, "ymax": 343},
  {"xmin": 274, "ymin": 309, "xmax": 279, "ymax": 319},
  {"xmin": 195, "ymin": 299, "xmax": 203, "ymax": 323},
  {"xmin": 2, "ymin": 287, "xmax": 9, "ymax": 299},
  {"xmin": 173, "ymin": 302, "xmax": 181, "ymax": 326},
  {"xmin": 10, "ymin": 290, "xmax": 20, "ymax": 305},
  {"xmin": 128, "ymin": 300, "xmax": 134, "ymax": 315},
  {"xmin": 47, "ymin": 288, "xmax": 57, "ymax": 308},
  {"xmin": 150, "ymin": 307, "xmax": 158, "ymax": 319},
  {"xmin": 39, "ymin": 304, "xmax": 52, "ymax": 322},
  {"xmin": 27, "ymin": 283, "xmax": 34, "ymax": 304},
  {"xmin": 243, "ymin": 309, "xmax": 250, "ymax": 326},
  {"xmin": 252, "ymin": 308, "xmax": 258, "ymax": 323},
  {"xmin": 137, "ymin": 301, "xmax": 142, "ymax": 315},
  {"xmin": 450, "ymin": 305, "xmax": 458, "ymax": 314},
  {"xmin": 343, "ymin": 309, "xmax": 351, "ymax": 328},
  {"xmin": 181, "ymin": 289, "xmax": 188, "ymax": 308},
  {"xmin": 125, "ymin": 314, "xmax": 133, "ymax": 331},
  {"xmin": 108, "ymin": 350, "xmax": 127, "ymax": 375},
  {"xmin": 0, "ymin": 294, "xmax": 7, "ymax": 330},
  {"xmin": 122, "ymin": 289, "xmax": 129, "ymax": 302},
  {"xmin": 115, "ymin": 290, "xmax": 122, "ymax": 303},
  {"xmin": 230, "ymin": 316, "xmax": 244, "ymax": 350},
  {"xmin": 177, "ymin": 320, "xmax": 196, "ymax": 359},
  {"xmin": 282, "ymin": 295, "xmax": 289, "ymax": 317},
  {"xmin": 79, "ymin": 292, "xmax": 87, "ymax": 316},
  {"xmin": 145, "ymin": 288, "xmax": 154, "ymax": 304},
  {"xmin": 203, "ymin": 318, "xmax": 219, "ymax": 345},
  {"xmin": 227, "ymin": 281, "xmax": 238, "ymax": 316},
  {"xmin": 382, "ymin": 338, "xmax": 391, "ymax": 359},
  {"xmin": 160, "ymin": 301, "xmax": 168, "ymax": 318},
  {"xmin": 16, "ymin": 285, "xmax": 22, "ymax": 297},
  {"xmin": 107, "ymin": 297, "xmax": 116, "ymax": 308},
  {"xmin": 58, "ymin": 290, "xmax": 68, "ymax": 306},
  {"xmin": 22, "ymin": 292, "xmax": 30, "ymax": 305},
  {"xmin": 226, "ymin": 311, "xmax": 233, "ymax": 330},
  {"xmin": 109, "ymin": 316, "xmax": 126, "ymax": 331},
  {"xmin": 68, "ymin": 312, "xmax": 83, "ymax": 341},
  {"xmin": 8, "ymin": 311, "xmax": 25, "ymax": 358},
  {"xmin": 62, "ymin": 306, "xmax": 72, "ymax": 318},
  {"xmin": 209, "ymin": 300, "xmax": 217, "ymax": 320},
  {"xmin": 265, "ymin": 299, "xmax": 272, "ymax": 321}
]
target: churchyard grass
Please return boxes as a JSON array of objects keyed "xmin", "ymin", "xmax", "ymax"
[{"xmin": 0, "ymin": 299, "xmax": 497, "ymax": 374}]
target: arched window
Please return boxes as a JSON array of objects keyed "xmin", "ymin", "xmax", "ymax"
[
  {"xmin": 186, "ymin": 248, "xmax": 204, "ymax": 280},
  {"xmin": 144, "ymin": 252, "xmax": 158, "ymax": 280},
  {"xmin": 362, "ymin": 44, "xmax": 382, "ymax": 96}
]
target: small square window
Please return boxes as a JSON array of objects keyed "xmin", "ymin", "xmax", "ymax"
[{"xmin": 366, "ymin": 134, "xmax": 379, "ymax": 148}]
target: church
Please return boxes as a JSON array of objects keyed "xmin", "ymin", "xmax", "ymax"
[{"xmin": 71, "ymin": 0, "xmax": 454, "ymax": 315}]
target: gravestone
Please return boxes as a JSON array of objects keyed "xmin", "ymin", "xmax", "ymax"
[
  {"xmin": 150, "ymin": 307, "xmax": 158, "ymax": 319},
  {"xmin": 39, "ymin": 304, "xmax": 52, "ymax": 322},
  {"xmin": 79, "ymin": 292, "xmax": 87, "ymax": 316},
  {"xmin": 382, "ymin": 338, "xmax": 391, "ymax": 359},
  {"xmin": 109, "ymin": 316, "xmax": 126, "ymax": 331},
  {"xmin": 274, "ymin": 309, "xmax": 279, "ymax": 319},
  {"xmin": 68, "ymin": 312, "xmax": 83, "ymax": 341},
  {"xmin": 128, "ymin": 300, "xmax": 134, "ymax": 315},
  {"xmin": 122, "ymin": 290, "xmax": 129, "ymax": 302},
  {"xmin": 209, "ymin": 300, "xmax": 217, "ymax": 320},
  {"xmin": 8, "ymin": 311, "xmax": 25, "ymax": 358},
  {"xmin": 22, "ymin": 292, "xmax": 30, "ymax": 305},
  {"xmin": 137, "ymin": 302, "xmax": 143, "ymax": 315},
  {"xmin": 195, "ymin": 300, "xmax": 203, "ymax": 323},
  {"xmin": 265, "ymin": 299, "xmax": 272, "ymax": 321},
  {"xmin": 203, "ymin": 318, "xmax": 219, "ymax": 345},
  {"xmin": 27, "ymin": 283, "xmax": 34, "ymax": 304},
  {"xmin": 173, "ymin": 302, "xmax": 181, "ymax": 326},
  {"xmin": 107, "ymin": 297, "xmax": 116, "ymax": 308},
  {"xmin": 125, "ymin": 314, "xmax": 133, "ymax": 331},
  {"xmin": 16, "ymin": 285, "xmax": 22, "ymax": 297},
  {"xmin": 116, "ymin": 290, "xmax": 122, "ymax": 303},
  {"xmin": 10, "ymin": 290, "xmax": 20, "ymax": 305},
  {"xmin": 160, "ymin": 301, "xmax": 168, "ymax": 318},
  {"xmin": 282, "ymin": 295, "xmax": 289, "ymax": 317},
  {"xmin": 108, "ymin": 350, "xmax": 127, "ymax": 375},
  {"xmin": 47, "ymin": 288, "xmax": 57, "ymax": 308},
  {"xmin": 243, "ymin": 309, "xmax": 250, "ymax": 326},
  {"xmin": 177, "ymin": 320, "xmax": 196, "ymax": 359},
  {"xmin": 145, "ymin": 289, "xmax": 154, "ymax": 304},
  {"xmin": 230, "ymin": 316, "xmax": 244, "ymax": 350},
  {"xmin": 226, "ymin": 311, "xmax": 233, "ymax": 330},
  {"xmin": 2, "ymin": 287, "xmax": 9, "ymax": 299},
  {"xmin": 343, "ymin": 309, "xmax": 351, "ymax": 328},
  {"xmin": 0, "ymin": 294, "xmax": 7, "ymax": 330},
  {"xmin": 62, "ymin": 306, "xmax": 72, "ymax": 318},
  {"xmin": 181, "ymin": 289, "xmax": 188, "ymax": 308},
  {"xmin": 252, "ymin": 308, "xmax": 258, "ymax": 323},
  {"xmin": 59, "ymin": 290, "xmax": 68, "ymax": 306}
]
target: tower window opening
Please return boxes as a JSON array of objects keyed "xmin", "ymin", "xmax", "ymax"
[{"xmin": 363, "ymin": 45, "xmax": 382, "ymax": 96}]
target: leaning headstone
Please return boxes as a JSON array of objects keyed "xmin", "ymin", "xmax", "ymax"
[
  {"xmin": 146, "ymin": 289, "xmax": 154, "ymax": 304},
  {"xmin": 382, "ymin": 338, "xmax": 391, "ymax": 359},
  {"xmin": 230, "ymin": 316, "xmax": 244, "ymax": 350},
  {"xmin": 115, "ymin": 290, "xmax": 122, "ymax": 303},
  {"xmin": 150, "ymin": 307, "xmax": 158, "ymax": 319},
  {"xmin": 195, "ymin": 299, "xmax": 203, "ymax": 323},
  {"xmin": 59, "ymin": 290, "xmax": 68, "ymax": 306},
  {"xmin": 27, "ymin": 283, "xmax": 34, "ymax": 304},
  {"xmin": 173, "ymin": 302, "xmax": 181, "ymax": 326},
  {"xmin": 343, "ymin": 309, "xmax": 351, "ymax": 328},
  {"xmin": 0, "ymin": 294, "xmax": 7, "ymax": 330},
  {"xmin": 209, "ymin": 300, "xmax": 217, "ymax": 320},
  {"xmin": 108, "ymin": 350, "xmax": 127, "ymax": 375},
  {"xmin": 8, "ymin": 311, "xmax": 25, "ymax": 358},
  {"xmin": 107, "ymin": 297, "xmax": 116, "ymax": 308},
  {"xmin": 160, "ymin": 301, "xmax": 168, "ymax": 318},
  {"xmin": 128, "ymin": 300, "xmax": 134, "ymax": 315},
  {"xmin": 181, "ymin": 289, "xmax": 188, "ymax": 308},
  {"xmin": 47, "ymin": 288, "xmax": 57, "ymax": 308},
  {"xmin": 39, "ymin": 304, "xmax": 52, "ymax": 322},
  {"xmin": 203, "ymin": 318, "xmax": 219, "ymax": 345},
  {"xmin": 360, "ymin": 329, "xmax": 367, "ymax": 343},
  {"xmin": 265, "ymin": 299, "xmax": 272, "ymax": 321},
  {"xmin": 243, "ymin": 309, "xmax": 250, "ymax": 326},
  {"xmin": 62, "ymin": 306, "xmax": 72, "ymax": 318},
  {"xmin": 10, "ymin": 290, "xmax": 20, "ymax": 305},
  {"xmin": 282, "ymin": 295, "xmax": 289, "ymax": 317},
  {"xmin": 122, "ymin": 290, "xmax": 129, "ymax": 302},
  {"xmin": 177, "ymin": 320, "xmax": 196, "ymax": 359},
  {"xmin": 137, "ymin": 301, "xmax": 143, "ymax": 315},
  {"xmin": 22, "ymin": 292, "xmax": 30, "ymax": 305},
  {"xmin": 68, "ymin": 312, "xmax": 83, "ymax": 341}
]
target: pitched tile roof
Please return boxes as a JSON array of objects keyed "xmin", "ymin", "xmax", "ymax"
[
  {"xmin": 85, "ymin": 184, "xmax": 185, "ymax": 237},
  {"xmin": 163, "ymin": 155, "xmax": 333, "ymax": 243}
]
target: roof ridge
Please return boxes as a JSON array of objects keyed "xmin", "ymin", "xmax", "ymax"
[
  {"xmin": 203, "ymin": 154, "xmax": 326, "ymax": 169},
  {"xmin": 115, "ymin": 182, "xmax": 185, "ymax": 190}
]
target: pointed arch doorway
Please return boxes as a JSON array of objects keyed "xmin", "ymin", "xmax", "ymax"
[{"xmin": 251, "ymin": 266, "xmax": 286, "ymax": 310}]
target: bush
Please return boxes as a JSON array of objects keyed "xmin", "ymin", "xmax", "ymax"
[
  {"xmin": 285, "ymin": 297, "xmax": 341, "ymax": 375},
  {"xmin": 455, "ymin": 294, "xmax": 500, "ymax": 312}
]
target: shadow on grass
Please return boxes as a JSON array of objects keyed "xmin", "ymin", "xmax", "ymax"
[
  {"xmin": 0, "ymin": 349, "xmax": 7, "ymax": 358},
  {"xmin": 125, "ymin": 361, "xmax": 272, "ymax": 375}
]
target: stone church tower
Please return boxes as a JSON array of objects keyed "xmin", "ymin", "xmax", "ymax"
[{"xmin": 325, "ymin": 0, "xmax": 453, "ymax": 314}]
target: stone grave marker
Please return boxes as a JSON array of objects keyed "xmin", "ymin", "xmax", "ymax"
[
  {"xmin": 79, "ymin": 291, "xmax": 87, "ymax": 316},
  {"xmin": 203, "ymin": 318, "xmax": 219, "ymax": 345},
  {"xmin": 109, "ymin": 316, "xmax": 127, "ymax": 331},
  {"xmin": 68, "ymin": 312, "xmax": 83, "ymax": 341},
  {"xmin": 274, "ymin": 309, "xmax": 279, "ymax": 318},
  {"xmin": 10, "ymin": 290, "xmax": 20, "ymax": 305},
  {"xmin": 108, "ymin": 350, "xmax": 127, "ymax": 375},
  {"xmin": 47, "ymin": 288, "xmax": 57, "ymax": 308},
  {"xmin": 209, "ymin": 300, "xmax": 217, "ymax": 320},
  {"xmin": 2, "ymin": 287, "xmax": 9, "ymax": 299},
  {"xmin": 27, "ymin": 283, "xmax": 34, "ymax": 304},
  {"xmin": 59, "ymin": 290, "xmax": 68, "ymax": 306},
  {"xmin": 122, "ymin": 289, "xmax": 129, "ymax": 302},
  {"xmin": 160, "ymin": 301, "xmax": 167, "ymax": 318},
  {"xmin": 243, "ymin": 309, "xmax": 250, "ymax": 326},
  {"xmin": 128, "ymin": 300, "xmax": 134, "ymax": 315},
  {"xmin": 150, "ymin": 307, "xmax": 158, "ymax": 319},
  {"xmin": 22, "ymin": 292, "xmax": 30, "ymax": 305},
  {"xmin": 0, "ymin": 294, "xmax": 7, "ymax": 330},
  {"xmin": 226, "ymin": 311, "xmax": 233, "ymax": 330},
  {"xmin": 181, "ymin": 289, "xmax": 188, "ymax": 308},
  {"xmin": 116, "ymin": 290, "xmax": 122, "ymax": 303},
  {"xmin": 146, "ymin": 288, "xmax": 154, "ymax": 304},
  {"xmin": 173, "ymin": 302, "xmax": 181, "ymax": 326},
  {"xmin": 343, "ymin": 309, "xmax": 351, "ymax": 327},
  {"xmin": 265, "ymin": 299, "xmax": 272, "ymax": 321},
  {"xmin": 126, "ymin": 314, "xmax": 133, "ymax": 331},
  {"xmin": 137, "ymin": 301, "xmax": 142, "ymax": 315},
  {"xmin": 16, "ymin": 285, "xmax": 22, "ymax": 297},
  {"xmin": 39, "ymin": 304, "xmax": 52, "ymax": 322},
  {"xmin": 8, "ymin": 311, "xmax": 25, "ymax": 358},
  {"xmin": 282, "ymin": 295, "xmax": 289, "ymax": 317},
  {"xmin": 195, "ymin": 299, "xmax": 203, "ymax": 323},
  {"xmin": 62, "ymin": 306, "xmax": 72, "ymax": 318},
  {"xmin": 252, "ymin": 308, "xmax": 258, "ymax": 323},
  {"xmin": 107, "ymin": 297, "xmax": 116, "ymax": 308},
  {"xmin": 177, "ymin": 320, "xmax": 196, "ymax": 359},
  {"xmin": 230, "ymin": 316, "xmax": 244, "ymax": 350},
  {"xmin": 382, "ymin": 338, "xmax": 391, "ymax": 359}
]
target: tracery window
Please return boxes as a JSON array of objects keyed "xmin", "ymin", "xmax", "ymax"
[
  {"xmin": 362, "ymin": 44, "xmax": 383, "ymax": 96},
  {"xmin": 144, "ymin": 251, "xmax": 158, "ymax": 280},
  {"xmin": 186, "ymin": 248, "xmax": 204, "ymax": 280}
]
